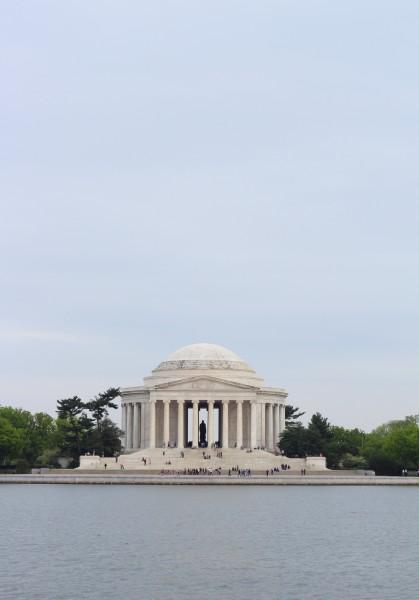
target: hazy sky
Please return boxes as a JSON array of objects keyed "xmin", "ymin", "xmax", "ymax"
[{"xmin": 1, "ymin": 1, "xmax": 418, "ymax": 431}]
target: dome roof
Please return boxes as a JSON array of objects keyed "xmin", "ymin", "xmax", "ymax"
[{"xmin": 155, "ymin": 343, "xmax": 254, "ymax": 373}]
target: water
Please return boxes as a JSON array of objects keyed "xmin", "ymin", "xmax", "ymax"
[{"xmin": 1, "ymin": 485, "xmax": 418, "ymax": 600}]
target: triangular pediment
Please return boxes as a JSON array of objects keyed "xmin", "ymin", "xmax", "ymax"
[{"xmin": 151, "ymin": 375, "xmax": 260, "ymax": 392}]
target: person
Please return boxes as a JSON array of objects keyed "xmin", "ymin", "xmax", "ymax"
[
  {"xmin": 104, "ymin": 463, "xmax": 107, "ymax": 470},
  {"xmin": 120, "ymin": 464, "xmax": 124, "ymax": 470}
]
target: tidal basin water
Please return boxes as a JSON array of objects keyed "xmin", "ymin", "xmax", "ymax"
[{"xmin": 1, "ymin": 485, "xmax": 418, "ymax": 600}]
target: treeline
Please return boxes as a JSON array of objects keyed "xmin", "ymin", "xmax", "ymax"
[
  {"xmin": 282, "ymin": 407, "xmax": 419, "ymax": 475},
  {"xmin": 1, "ymin": 397, "xmax": 418, "ymax": 475},
  {"xmin": 0, "ymin": 388, "xmax": 122, "ymax": 471}
]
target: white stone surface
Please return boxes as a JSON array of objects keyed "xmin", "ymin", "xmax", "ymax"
[{"xmin": 78, "ymin": 449, "xmax": 328, "ymax": 472}]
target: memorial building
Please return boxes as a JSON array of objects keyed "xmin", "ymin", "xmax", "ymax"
[
  {"xmin": 120, "ymin": 343, "xmax": 287, "ymax": 451},
  {"xmin": 79, "ymin": 343, "xmax": 327, "ymax": 471}
]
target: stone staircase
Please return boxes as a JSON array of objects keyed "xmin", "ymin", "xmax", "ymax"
[{"xmin": 78, "ymin": 448, "xmax": 327, "ymax": 472}]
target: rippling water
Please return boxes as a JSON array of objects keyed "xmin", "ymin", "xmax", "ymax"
[{"xmin": 1, "ymin": 485, "xmax": 418, "ymax": 599}]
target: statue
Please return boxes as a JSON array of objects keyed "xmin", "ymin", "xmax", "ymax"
[{"xmin": 199, "ymin": 419, "xmax": 207, "ymax": 446}]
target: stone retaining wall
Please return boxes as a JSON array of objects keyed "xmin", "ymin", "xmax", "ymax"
[{"xmin": 2, "ymin": 474, "xmax": 419, "ymax": 486}]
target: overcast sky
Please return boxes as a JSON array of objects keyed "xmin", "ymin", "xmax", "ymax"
[{"xmin": 1, "ymin": 1, "xmax": 418, "ymax": 431}]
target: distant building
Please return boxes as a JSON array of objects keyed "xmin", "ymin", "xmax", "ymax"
[
  {"xmin": 79, "ymin": 343, "xmax": 327, "ymax": 472},
  {"xmin": 120, "ymin": 343, "xmax": 287, "ymax": 450}
]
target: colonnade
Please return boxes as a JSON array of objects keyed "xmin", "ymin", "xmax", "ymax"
[{"xmin": 122, "ymin": 400, "xmax": 286, "ymax": 451}]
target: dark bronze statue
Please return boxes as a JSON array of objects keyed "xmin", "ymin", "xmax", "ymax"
[{"xmin": 199, "ymin": 420, "xmax": 207, "ymax": 445}]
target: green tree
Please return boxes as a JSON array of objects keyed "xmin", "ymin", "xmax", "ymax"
[
  {"xmin": 305, "ymin": 413, "xmax": 332, "ymax": 456},
  {"xmin": 280, "ymin": 423, "xmax": 310, "ymax": 457},
  {"xmin": 363, "ymin": 418, "xmax": 419, "ymax": 475},
  {"xmin": 86, "ymin": 418, "xmax": 122, "ymax": 457},
  {"xmin": 56, "ymin": 396, "xmax": 84, "ymax": 420},
  {"xmin": 0, "ymin": 407, "xmax": 58, "ymax": 466},
  {"xmin": 285, "ymin": 405, "xmax": 305, "ymax": 428},
  {"xmin": 85, "ymin": 388, "xmax": 120, "ymax": 429},
  {"xmin": 326, "ymin": 427, "xmax": 365, "ymax": 469},
  {"xmin": 0, "ymin": 416, "xmax": 23, "ymax": 464}
]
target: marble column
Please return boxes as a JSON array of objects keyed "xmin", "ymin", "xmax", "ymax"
[
  {"xmin": 207, "ymin": 400, "xmax": 214, "ymax": 447},
  {"xmin": 122, "ymin": 404, "xmax": 127, "ymax": 448},
  {"xmin": 192, "ymin": 401, "xmax": 199, "ymax": 447},
  {"xmin": 250, "ymin": 401, "xmax": 257, "ymax": 449},
  {"xmin": 222, "ymin": 401, "xmax": 229, "ymax": 448},
  {"xmin": 236, "ymin": 400, "xmax": 243, "ymax": 448},
  {"xmin": 267, "ymin": 403, "xmax": 273, "ymax": 450},
  {"xmin": 140, "ymin": 403, "xmax": 144, "ymax": 449},
  {"xmin": 163, "ymin": 400, "xmax": 170, "ymax": 447},
  {"xmin": 126, "ymin": 403, "xmax": 133, "ymax": 449},
  {"xmin": 133, "ymin": 402, "xmax": 139, "ymax": 449},
  {"xmin": 273, "ymin": 404, "xmax": 279, "ymax": 450},
  {"xmin": 261, "ymin": 404, "xmax": 266, "ymax": 449},
  {"xmin": 279, "ymin": 403, "xmax": 286, "ymax": 435},
  {"xmin": 149, "ymin": 401, "xmax": 156, "ymax": 448},
  {"xmin": 177, "ymin": 400, "xmax": 184, "ymax": 449}
]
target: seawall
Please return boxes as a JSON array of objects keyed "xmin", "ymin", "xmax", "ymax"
[{"xmin": 1, "ymin": 474, "xmax": 419, "ymax": 486}]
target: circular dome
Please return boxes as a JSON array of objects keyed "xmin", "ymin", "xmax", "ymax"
[{"xmin": 155, "ymin": 343, "xmax": 254, "ymax": 372}]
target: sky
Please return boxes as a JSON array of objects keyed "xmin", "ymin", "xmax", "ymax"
[{"xmin": 1, "ymin": 1, "xmax": 418, "ymax": 431}]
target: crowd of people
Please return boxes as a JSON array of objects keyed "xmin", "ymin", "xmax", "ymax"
[{"xmin": 159, "ymin": 467, "xmax": 223, "ymax": 476}]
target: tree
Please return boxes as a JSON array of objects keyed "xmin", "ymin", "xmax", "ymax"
[
  {"xmin": 285, "ymin": 405, "xmax": 305, "ymax": 428},
  {"xmin": 85, "ymin": 388, "xmax": 120, "ymax": 429},
  {"xmin": 305, "ymin": 413, "xmax": 332, "ymax": 456},
  {"xmin": 56, "ymin": 398, "xmax": 94, "ymax": 465},
  {"xmin": 326, "ymin": 427, "xmax": 365, "ymax": 469},
  {"xmin": 280, "ymin": 422, "xmax": 310, "ymax": 457},
  {"xmin": 55, "ymin": 388, "xmax": 121, "ymax": 464},
  {"xmin": 363, "ymin": 418, "xmax": 419, "ymax": 475},
  {"xmin": 56, "ymin": 412, "xmax": 94, "ymax": 466},
  {"xmin": 0, "ymin": 416, "xmax": 23, "ymax": 464},
  {"xmin": 56, "ymin": 396, "xmax": 84, "ymax": 420},
  {"xmin": 0, "ymin": 407, "xmax": 59, "ymax": 467},
  {"xmin": 86, "ymin": 418, "xmax": 122, "ymax": 457}
]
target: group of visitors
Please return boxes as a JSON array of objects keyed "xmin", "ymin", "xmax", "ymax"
[
  {"xmin": 229, "ymin": 465, "xmax": 251, "ymax": 477},
  {"xmin": 236, "ymin": 468, "xmax": 252, "ymax": 477},
  {"xmin": 184, "ymin": 467, "xmax": 221, "ymax": 475},
  {"xmin": 401, "ymin": 468, "xmax": 419, "ymax": 476},
  {"xmin": 265, "ymin": 466, "xmax": 294, "ymax": 476}
]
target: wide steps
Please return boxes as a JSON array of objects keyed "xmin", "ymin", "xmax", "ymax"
[{"xmin": 112, "ymin": 449, "xmax": 305, "ymax": 471}]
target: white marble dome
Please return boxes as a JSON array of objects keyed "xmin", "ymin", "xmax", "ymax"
[{"xmin": 156, "ymin": 343, "xmax": 252, "ymax": 372}]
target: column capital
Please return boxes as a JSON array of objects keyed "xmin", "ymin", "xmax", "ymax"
[
  {"xmin": 222, "ymin": 399, "xmax": 229, "ymax": 406},
  {"xmin": 236, "ymin": 399, "xmax": 244, "ymax": 405},
  {"xmin": 177, "ymin": 399, "xmax": 185, "ymax": 405},
  {"xmin": 163, "ymin": 399, "xmax": 171, "ymax": 404},
  {"xmin": 192, "ymin": 399, "xmax": 199, "ymax": 406},
  {"xmin": 207, "ymin": 399, "xmax": 215, "ymax": 406}
]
